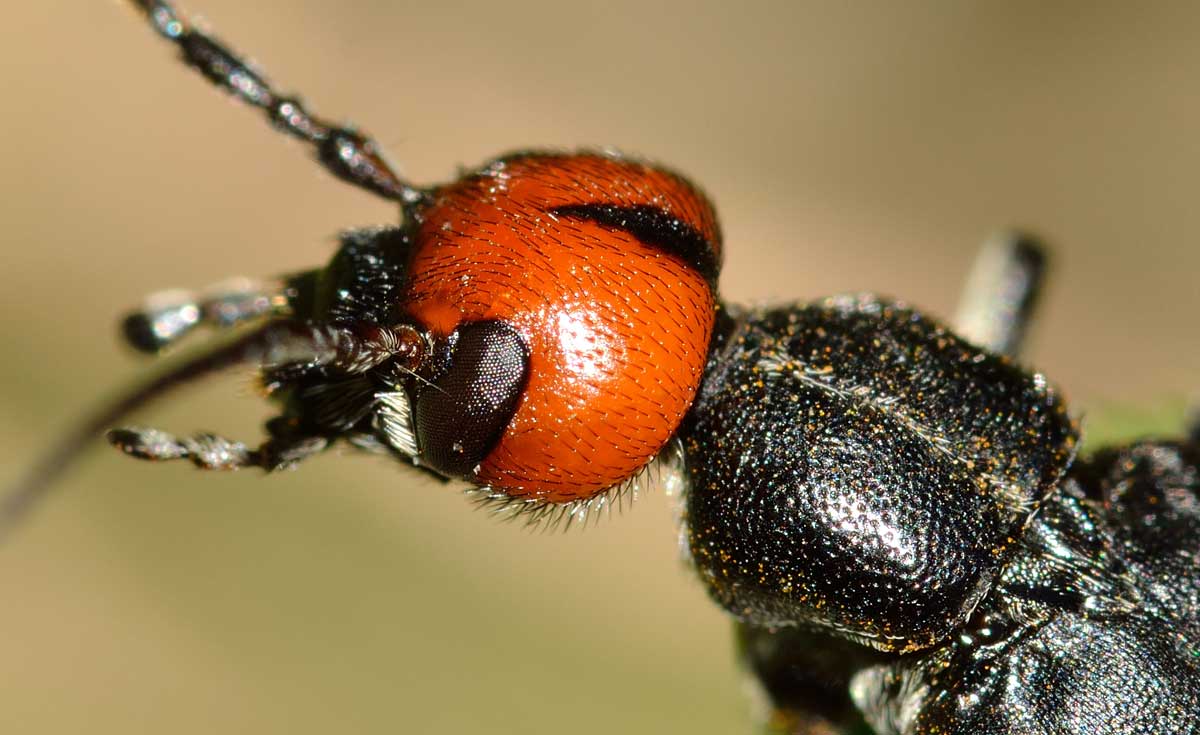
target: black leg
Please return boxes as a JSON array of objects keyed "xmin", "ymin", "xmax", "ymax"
[
  {"xmin": 954, "ymin": 230, "xmax": 1048, "ymax": 360},
  {"xmin": 736, "ymin": 623, "xmax": 880, "ymax": 735},
  {"xmin": 127, "ymin": 0, "xmax": 425, "ymax": 204}
]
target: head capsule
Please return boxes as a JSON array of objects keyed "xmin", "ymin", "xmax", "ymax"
[{"xmin": 366, "ymin": 152, "xmax": 722, "ymax": 503}]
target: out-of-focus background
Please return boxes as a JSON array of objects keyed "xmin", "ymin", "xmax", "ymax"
[{"xmin": 1, "ymin": 2, "xmax": 1197, "ymax": 733}]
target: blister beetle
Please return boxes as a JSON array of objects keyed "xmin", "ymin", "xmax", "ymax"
[{"xmin": 6, "ymin": 2, "xmax": 1198, "ymax": 734}]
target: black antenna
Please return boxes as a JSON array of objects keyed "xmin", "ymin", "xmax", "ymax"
[{"xmin": 127, "ymin": 0, "xmax": 426, "ymax": 205}]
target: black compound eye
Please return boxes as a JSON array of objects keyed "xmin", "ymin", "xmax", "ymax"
[{"xmin": 413, "ymin": 320, "xmax": 529, "ymax": 480}]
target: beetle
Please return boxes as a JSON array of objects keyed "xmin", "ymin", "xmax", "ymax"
[{"xmin": 5, "ymin": 2, "xmax": 1198, "ymax": 734}]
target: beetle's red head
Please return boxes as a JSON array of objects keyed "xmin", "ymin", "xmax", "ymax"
[{"xmin": 392, "ymin": 152, "xmax": 722, "ymax": 503}]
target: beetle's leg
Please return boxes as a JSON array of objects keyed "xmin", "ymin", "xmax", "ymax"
[
  {"xmin": 737, "ymin": 623, "xmax": 881, "ymax": 735},
  {"xmin": 121, "ymin": 276, "xmax": 297, "ymax": 354},
  {"xmin": 126, "ymin": 0, "xmax": 425, "ymax": 205},
  {"xmin": 953, "ymin": 230, "xmax": 1048, "ymax": 359}
]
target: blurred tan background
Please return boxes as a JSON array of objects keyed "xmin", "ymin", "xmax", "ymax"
[{"xmin": 1, "ymin": 2, "xmax": 1198, "ymax": 733}]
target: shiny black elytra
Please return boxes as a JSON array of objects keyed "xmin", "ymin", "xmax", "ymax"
[{"xmin": 6, "ymin": 2, "xmax": 1199, "ymax": 734}]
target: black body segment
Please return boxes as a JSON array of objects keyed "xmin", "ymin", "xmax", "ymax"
[
  {"xmin": 413, "ymin": 321, "xmax": 530, "ymax": 480},
  {"xmin": 682, "ymin": 296, "xmax": 1078, "ymax": 651},
  {"xmin": 1091, "ymin": 441, "xmax": 1200, "ymax": 643},
  {"xmin": 852, "ymin": 441, "xmax": 1200, "ymax": 734}
]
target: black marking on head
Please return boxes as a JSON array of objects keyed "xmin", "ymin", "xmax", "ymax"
[
  {"xmin": 413, "ymin": 320, "xmax": 530, "ymax": 480},
  {"xmin": 549, "ymin": 204, "xmax": 719, "ymax": 287}
]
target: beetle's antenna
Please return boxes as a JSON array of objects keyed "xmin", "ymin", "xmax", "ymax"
[
  {"xmin": 0, "ymin": 320, "xmax": 420, "ymax": 543},
  {"xmin": 126, "ymin": 0, "xmax": 427, "ymax": 206}
]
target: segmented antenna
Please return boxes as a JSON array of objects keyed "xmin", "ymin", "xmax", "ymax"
[{"xmin": 127, "ymin": 0, "xmax": 425, "ymax": 205}]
